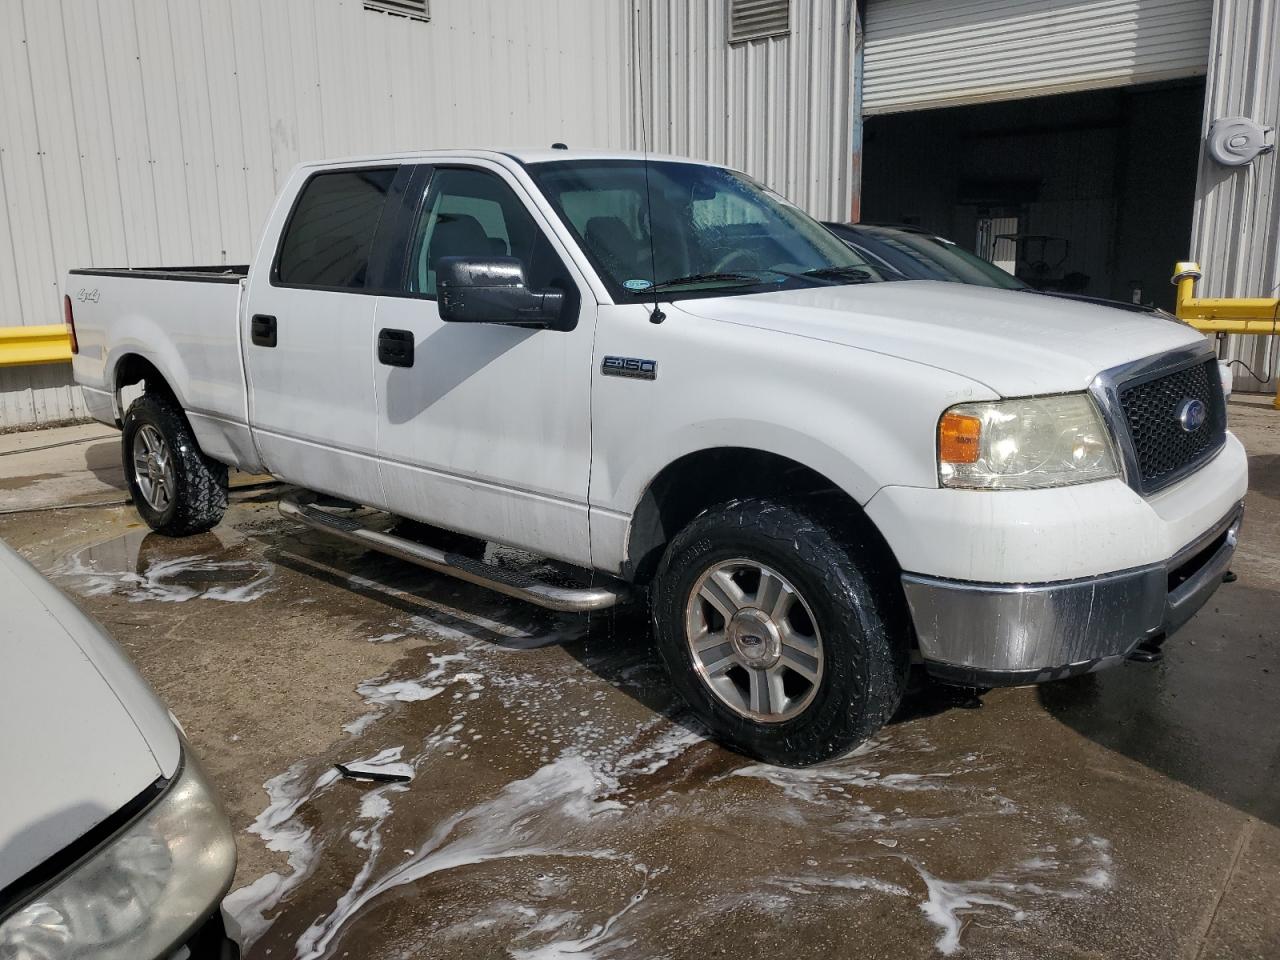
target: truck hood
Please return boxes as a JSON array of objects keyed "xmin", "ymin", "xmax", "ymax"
[
  {"xmin": 675, "ymin": 280, "xmax": 1204, "ymax": 396},
  {"xmin": 0, "ymin": 541, "xmax": 180, "ymax": 893}
]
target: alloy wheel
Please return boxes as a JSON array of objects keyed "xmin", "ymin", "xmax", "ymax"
[{"xmin": 684, "ymin": 559, "xmax": 824, "ymax": 722}]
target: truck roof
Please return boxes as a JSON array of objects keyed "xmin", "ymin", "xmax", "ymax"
[{"xmin": 294, "ymin": 147, "xmax": 721, "ymax": 170}]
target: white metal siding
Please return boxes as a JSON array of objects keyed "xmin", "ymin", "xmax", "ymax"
[
  {"xmin": 0, "ymin": 0, "xmax": 852, "ymax": 428},
  {"xmin": 1192, "ymin": 0, "xmax": 1280, "ymax": 395},
  {"xmin": 635, "ymin": 0, "xmax": 856, "ymax": 220},
  {"xmin": 863, "ymin": 0, "xmax": 1214, "ymax": 115},
  {"xmin": 0, "ymin": 0, "xmax": 634, "ymax": 428}
]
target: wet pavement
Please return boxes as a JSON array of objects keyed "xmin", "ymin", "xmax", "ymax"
[{"xmin": 2, "ymin": 406, "xmax": 1279, "ymax": 959}]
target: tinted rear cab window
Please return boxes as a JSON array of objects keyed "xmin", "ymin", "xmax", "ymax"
[{"xmin": 275, "ymin": 168, "xmax": 397, "ymax": 288}]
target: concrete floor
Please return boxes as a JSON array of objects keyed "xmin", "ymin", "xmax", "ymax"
[{"xmin": 1, "ymin": 404, "xmax": 1278, "ymax": 959}]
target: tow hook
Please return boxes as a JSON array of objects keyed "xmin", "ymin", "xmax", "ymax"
[
  {"xmin": 1128, "ymin": 635, "xmax": 1167, "ymax": 664},
  {"xmin": 1129, "ymin": 570, "xmax": 1236, "ymax": 664}
]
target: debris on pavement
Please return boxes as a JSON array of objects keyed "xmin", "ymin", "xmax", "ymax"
[{"xmin": 335, "ymin": 747, "xmax": 415, "ymax": 784}]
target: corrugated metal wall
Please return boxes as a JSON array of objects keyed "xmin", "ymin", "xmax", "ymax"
[
  {"xmin": 635, "ymin": 0, "xmax": 856, "ymax": 220},
  {"xmin": 1192, "ymin": 0, "xmax": 1280, "ymax": 395},
  {"xmin": 4, "ymin": 0, "xmax": 1274, "ymax": 421},
  {"xmin": 0, "ymin": 0, "xmax": 636, "ymax": 428},
  {"xmin": 0, "ymin": 0, "xmax": 853, "ymax": 429},
  {"xmin": 863, "ymin": 0, "xmax": 1213, "ymax": 115}
]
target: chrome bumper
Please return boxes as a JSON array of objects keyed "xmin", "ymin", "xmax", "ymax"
[{"xmin": 902, "ymin": 503, "xmax": 1243, "ymax": 685}]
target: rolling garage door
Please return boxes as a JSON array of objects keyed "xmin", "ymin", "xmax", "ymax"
[{"xmin": 863, "ymin": 0, "xmax": 1213, "ymax": 114}]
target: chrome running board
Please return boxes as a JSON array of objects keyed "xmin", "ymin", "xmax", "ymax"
[{"xmin": 278, "ymin": 491, "xmax": 629, "ymax": 613}]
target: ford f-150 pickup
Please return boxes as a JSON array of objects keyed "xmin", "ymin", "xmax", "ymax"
[{"xmin": 67, "ymin": 149, "xmax": 1247, "ymax": 765}]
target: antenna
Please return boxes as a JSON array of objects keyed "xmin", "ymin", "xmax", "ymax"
[{"xmin": 633, "ymin": 2, "xmax": 665, "ymax": 324}]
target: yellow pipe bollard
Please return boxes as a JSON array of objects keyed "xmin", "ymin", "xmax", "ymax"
[
  {"xmin": 0, "ymin": 324, "xmax": 73, "ymax": 367},
  {"xmin": 1172, "ymin": 262, "xmax": 1280, "ymax": 409}
]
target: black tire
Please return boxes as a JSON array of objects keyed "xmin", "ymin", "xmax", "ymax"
[
  {"xmin": 121, "ymin": 393, "xmax": 228, "ymax": 536},
  {"xmin": 651, "ymin": 498, "xmax": 908, "ymax": 766}
]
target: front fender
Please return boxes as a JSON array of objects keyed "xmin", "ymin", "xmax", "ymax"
[{"xmin": 587, "ymin": 303, "xmax": 997, "ymax": 572}]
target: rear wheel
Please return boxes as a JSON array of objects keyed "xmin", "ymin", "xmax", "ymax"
[
  {"xmin": 651, "ymin": 498, "xmax": 907, "ymax": 766},
  {"xmin": 122, "ymin": 393, "xmax": 228, "ymax": 535}
]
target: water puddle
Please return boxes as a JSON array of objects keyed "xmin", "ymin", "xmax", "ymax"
[{"xmin": 50, "ymin": 527, "xmax": 274, "ymax": 603}]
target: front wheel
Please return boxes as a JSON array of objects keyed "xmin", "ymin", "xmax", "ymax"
[
  {"xmin": 122, "ymin": 393, "xmax": 228, "ymax": 536},
  {"xmin": 651, "ymin": 498, "xmax": 907, "ymax": 766}
]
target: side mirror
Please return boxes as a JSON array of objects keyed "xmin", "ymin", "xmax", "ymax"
[{"xmin": 437, "ymin": 257, "xmax": 566, "ymax": 329}]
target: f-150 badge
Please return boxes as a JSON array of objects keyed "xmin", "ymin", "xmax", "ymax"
[{"xmin": 601, "ymin": 356, "xmax": 657, "ymax": 381}]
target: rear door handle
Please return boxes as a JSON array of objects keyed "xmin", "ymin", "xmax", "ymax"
[
  {"xmin": 378, "ymin": 328, "xmax": 415, "ymax": 367},
  {"xmin": 251, "ymin": 314, "xmax": 277, "ymax": 348}
]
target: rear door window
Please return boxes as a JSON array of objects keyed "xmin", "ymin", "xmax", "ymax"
[{"xmin": 275, "ymin": 168, "xmax": 398, "ymax": 289}]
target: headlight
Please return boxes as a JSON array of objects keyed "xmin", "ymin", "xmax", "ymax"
[
  {"xmin": 0, "ymin": 748, "xmax": 236, "ymax": 960},
  {"xmin": 938, "ymin": 393, "xmax": 1119, "ymax": 489}
]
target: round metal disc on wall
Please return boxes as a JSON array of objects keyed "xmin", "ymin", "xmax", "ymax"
[{"xmin": 1207, "ymin": 117, "xmax": 1275, "ymax": 166}]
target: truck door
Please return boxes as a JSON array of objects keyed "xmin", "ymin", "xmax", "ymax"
[
  {"xmin": 372, "ymin": 161, "xmax": 596, "ymax": 566},
  {"xmin": 242, "ymin": 164, "xmax": 408, "ymax": 506}
]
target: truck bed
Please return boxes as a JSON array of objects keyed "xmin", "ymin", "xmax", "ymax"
[
  {"xmin": 68, "ymin": 265, "xmax": 249, "ymax": 283},
  {"xmin": 67, "ymin": 264, "xmax": 258, "ymax": 473}
]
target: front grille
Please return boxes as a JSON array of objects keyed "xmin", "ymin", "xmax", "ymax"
[{"xmin": 1118, "ymin": 358, "xmax": 1226, "ymax": 493}]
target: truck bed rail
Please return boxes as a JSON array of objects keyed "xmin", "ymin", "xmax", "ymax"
[{"xmin": 68, "ymin": 265, "xmax": 249, "ymax": 284}]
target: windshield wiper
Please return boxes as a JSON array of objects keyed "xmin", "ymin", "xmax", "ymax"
[
  {"xmin": 799, "ymin": 265, "xmax": 876, "ymax": 283},
  {"xmin": 646, "ymin": 272, "xmax": 764, "ymax": 292},
  {"xmin": 647, "ymin": 266, "xmax": 877, "ymax": 293}
]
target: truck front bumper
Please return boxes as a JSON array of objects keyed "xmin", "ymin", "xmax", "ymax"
[{"xmin": 902, "ymin": 502, "xmax": 1242, "ymax": 686}]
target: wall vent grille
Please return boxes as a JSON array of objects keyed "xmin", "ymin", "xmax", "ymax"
[
  {"xmin": 364, "ymin": 0, "xmax": 430, "ymax": 23},
  {"xmin": 730, "ymin": 0, "xmax": 790, "ymax": 42}
]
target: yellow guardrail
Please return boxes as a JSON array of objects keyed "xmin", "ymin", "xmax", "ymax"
[
  {"xmin": 0, "ymin": 324, "xmax": 73, "ymax": 367},
  {"xmin": 1173, "ymin": 261, "xmax": 1280, "ymax": 409}
]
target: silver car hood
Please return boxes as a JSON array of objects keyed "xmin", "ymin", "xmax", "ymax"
[{"xmin": 0, "ymin": 541, "xmax": 180, "ymax": 892}]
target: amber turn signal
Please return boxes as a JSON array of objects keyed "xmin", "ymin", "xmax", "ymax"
[{"xmin": 939, "ymin": 411, "xmax": 981, "ymax": 464}]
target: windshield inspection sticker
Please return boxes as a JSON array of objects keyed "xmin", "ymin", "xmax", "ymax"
[{"xmin": 623, "ymin": 279, "xmax": 653, "ymax": 291}]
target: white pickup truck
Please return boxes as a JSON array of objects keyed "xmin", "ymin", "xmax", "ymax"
[{"xmin": 68, "ymin": 149, "xmax": 1246, "ymax": 765}]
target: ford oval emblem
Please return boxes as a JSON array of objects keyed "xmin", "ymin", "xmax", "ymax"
[{"xmin": 1178, "ymin": 397, "xmax": 1208, "ymax": 433}]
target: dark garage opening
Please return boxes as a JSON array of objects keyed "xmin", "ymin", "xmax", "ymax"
[{"xmin": 860, "ymin": 79, "xmax": 1206, "ymax": 312}]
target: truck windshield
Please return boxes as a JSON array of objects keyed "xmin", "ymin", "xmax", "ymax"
[{"xmin": 527, "ymin": 160, "xmax": 885, "ymax": 301}]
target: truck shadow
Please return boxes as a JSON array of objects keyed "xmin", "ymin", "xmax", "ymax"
[
  {"xmin": 1247, "ymin": 454, "xmax": 1280, "ymax": 501},
  {"xmin": 256, "ymin": 517, "xmax": 980, "ymax": 751},
  {"xmin": 1037, "ymin": 599, "xmax": 1280, "ymax": 829},
  {"xmin": 553, "ymin": 601, "xmax": 989, "ymax": 743},
  {"xmin": 82, "ymin": 436, "xmax": 128, "ymax": 491}
]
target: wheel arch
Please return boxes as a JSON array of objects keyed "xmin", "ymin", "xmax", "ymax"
[
  {"xmin": 622, "ymin": 446, "xmax": 903, "ymax": 589},
  {"xmin": 113, "ymin": 352, "xmax": 180, "ymax": 415}
]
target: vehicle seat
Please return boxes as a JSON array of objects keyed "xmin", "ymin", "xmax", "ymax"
[
  {"xmin": 428, "ymin": 213, "xmax": 494, "ymax": 267},
  {"xmin": 421, "ymin": 213, "xmax": 496, "ymax": 293},
  {"xmin": 585, "ymin": 216, "xmax": 646, "ymax": 280}
]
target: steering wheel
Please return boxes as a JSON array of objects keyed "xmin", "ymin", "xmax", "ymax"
[{"xmin": 711, "ymin": 248, "xmax": 759, "ymax": 274}]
